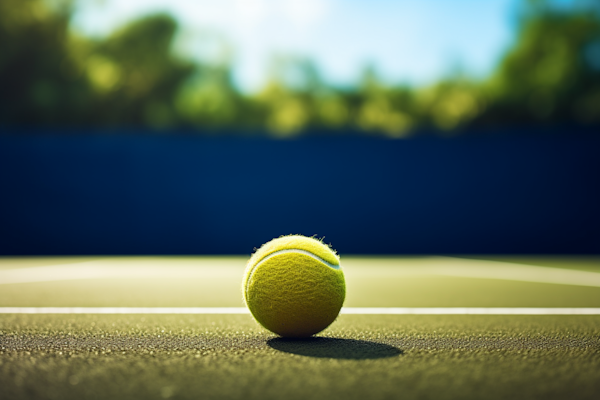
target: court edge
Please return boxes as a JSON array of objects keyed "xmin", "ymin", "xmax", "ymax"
[{"xmin": 1, "ymin": 307, "xmax": 600, "ymax": 315}]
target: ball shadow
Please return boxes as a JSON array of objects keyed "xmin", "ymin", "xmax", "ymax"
[{"xmin": 267, "ymin": 337, "xmax": 403, "ymax": 360}]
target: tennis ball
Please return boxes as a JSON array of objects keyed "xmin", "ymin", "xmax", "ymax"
[{"xmin": 243, "ymin": 235, "xmax": 345, "ymax": 338}]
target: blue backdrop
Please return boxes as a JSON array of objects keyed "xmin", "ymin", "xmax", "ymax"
[{"xmin": 1, "ymin": 132, "xmax": 598, "ymax": 255}]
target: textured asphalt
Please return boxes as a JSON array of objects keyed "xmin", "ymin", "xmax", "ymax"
[{"xmin": 1, "ymin": 314, "xmax": 600, "ymax": 400}]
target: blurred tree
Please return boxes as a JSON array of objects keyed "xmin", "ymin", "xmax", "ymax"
[
  {"xmin": 1, "ymin": 0, "xmax": 598, "ymax": 135},
  {"xmin": 83, "ymin": 14, "xmax": 196, "ymax": 128},
  {"xmin": 351, "ymin": 66, "xmax": 415, "ymax": 137},
  {"xmin": 0, "ymin": 0, "xmax": 95, "ymax": 125},
  {"xmin": 256, "ymin": 80, "xmax": 311, "ymax": 137},
  {"xmin": 0, "ymin": 2, "xmax": 197, "ymax": 129},
  {"xmin": 254, "ymin": 57, "xmax": 325, "ymax": 137},
  {"xmin": 175, "ymin": 64, "xmax": 244, "ymax": 130},
  {"xmin": 477, "ymin": 0, "xmax": 600, "ymax": 127},
  {"xmin": 416, "ymin": 80, "xmax": 484, "ymax": 132}
]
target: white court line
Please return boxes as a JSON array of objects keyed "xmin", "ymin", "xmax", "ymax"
[
  {"xmin": 0, "ymin": 307, "xmax": 250, "ymax": 314},
  {"xmin": 1, "ymin": 307, "xmax": 600, "ymax": 315},
  {"xmin": 341, "ymin": 308, "xmax": 600, "ymax": 315}
]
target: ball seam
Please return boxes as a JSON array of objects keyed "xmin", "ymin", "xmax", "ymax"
[{"xmin": 245, "ymin": 249, "xmax": 341, "ymax": 301}]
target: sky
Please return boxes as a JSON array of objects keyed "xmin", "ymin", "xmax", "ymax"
[{"xmin": 71, "ymin": 0, "xmax": 524, "ymax": 92}]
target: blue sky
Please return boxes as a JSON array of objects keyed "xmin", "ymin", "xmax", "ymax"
[{"xmin": 72, "ymin": 0, "xmax": 525, "ymax": 91}]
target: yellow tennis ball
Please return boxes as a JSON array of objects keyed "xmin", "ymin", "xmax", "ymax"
[{"xmin": 242, "ymin": 235, "xmax": 345, "ymax": 338}]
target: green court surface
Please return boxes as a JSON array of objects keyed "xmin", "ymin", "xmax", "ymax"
[{"xmin": 1, "ymin": 256, "xmax": 600, "ymax": 399}]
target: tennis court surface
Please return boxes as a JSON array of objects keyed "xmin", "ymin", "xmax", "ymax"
[{"xmin": 1, "ymin": 256, "xmax": 600, "ymax": 399}]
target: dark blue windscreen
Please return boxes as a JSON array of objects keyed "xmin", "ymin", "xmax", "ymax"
[{"xmin": 1, "ymin": 132, "xmax": 598, "ymax": 255}]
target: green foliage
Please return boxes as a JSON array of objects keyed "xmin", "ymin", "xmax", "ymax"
[
  {"xmin": 0, "ymin": 0, "xmax": 94, "ymax": 125},
  {"xmin": 480, "ymin": 2, "xmax": 600, "ymax": 126},
  {"xmin": 176, "ymin": 66, "xmax": 242, "ymax": 130},
  {"xmin": 83, "ymin": 14, "xmax": 197, "ymax": 128},
  {"xmin": 0, "ymin": 0, "xmax": 598, "ymax": 135}
]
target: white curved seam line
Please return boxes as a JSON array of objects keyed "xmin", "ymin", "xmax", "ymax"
[{"xmin": 245, "ymin": 249, "xmax": 340, "ymax": 300}]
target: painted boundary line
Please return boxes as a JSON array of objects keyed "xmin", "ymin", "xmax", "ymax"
[{"xmin": 1, "ymin": 307, "xmax": 600, "ymax": 315}]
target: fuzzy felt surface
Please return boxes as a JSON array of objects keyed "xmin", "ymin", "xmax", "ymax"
[{"xmin": 244, "ymin": 251, "xmax": 345, "ymax": 337}]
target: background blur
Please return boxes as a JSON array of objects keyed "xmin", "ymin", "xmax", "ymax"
[{"xmin": 1, "ymin": 0, "xmax": 599, "ymax": 255}]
